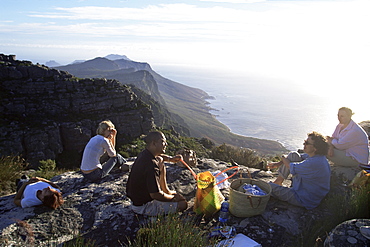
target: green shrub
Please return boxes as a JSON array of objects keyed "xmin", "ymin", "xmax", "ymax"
[
  {"xmin": 118, "ymin": 128, "xmax": 210, "ymax": 158},
  {"xmin": 61, "ymin": 236, "xmax": 96, "ymax": 247},
  {"xmin": 0, "ymin": 156, "xmax": 27, "ymax": 196},
  {"xmin": 210, "ymin": 143, "xmax": 262, "ymax": 167},
  {"xmin": 128, "ymin": 214, "xmax": 215, "ymax": 247},
  {"xmin": 39, "ymin": 159, "xmax": 56, "ymax": 171},
  {"xmin": 119, "ymin": 138, "xmax": 146, "ymax": 158}
]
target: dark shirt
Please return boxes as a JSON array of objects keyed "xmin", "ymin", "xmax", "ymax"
[{"xmin": 127, "ymin": 149, "xmax": 161, "ymax": 206}]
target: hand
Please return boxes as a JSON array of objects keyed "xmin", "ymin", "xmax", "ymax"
[
  {"xmin": 326, "ymin": 136, "xmax": 333, "ymax": 144},
  {"xmin": 267, "ymin": 161, "xmax": 282, "ymax": 169},
  {"xmin": 111, "ymin": 128, "xmax": 117, "ymax": 136},
  {"xmin": 172, "ymin": 193, "xmax": 186, "ymax": 202},
  {"xmin": 167, "ymin": 190, "xmax": 177, "ymax": 195},
  {"xmin": 157, "ymin": 156, "xmax": 165, "ymax": 170}
]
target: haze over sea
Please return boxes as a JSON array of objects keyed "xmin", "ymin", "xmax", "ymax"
[{"xmin": 156, "ymin": 65, "xmax": 368, "ymax": 151}]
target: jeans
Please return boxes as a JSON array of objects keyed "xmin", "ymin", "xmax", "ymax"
[
  {"xmin": 269, "ymin": 151, "xmax": 304, "ymax": 207},
  {"xmin": 83, "ymin": 154, "xmax": 126, "ymax": 182}
]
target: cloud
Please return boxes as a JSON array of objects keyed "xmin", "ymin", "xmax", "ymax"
[
  {"xmin": 2, "ymin": 1, "xmax": 370, "ymax": 78},
  {"xmin": 199, "ymin": 0, "xmax": 265, "ymax": 3},
  {"xmin": 28, "ymin": 4, "xmax": 249, "ymax": 22}
]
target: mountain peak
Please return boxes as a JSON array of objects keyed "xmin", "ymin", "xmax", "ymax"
[{"xmin": 105, "ymin": 54, "xmax": 131, "ymax": 61}]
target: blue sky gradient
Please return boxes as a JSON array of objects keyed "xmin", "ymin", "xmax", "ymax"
[{"xmin": 1, "ymin": 1, "xmax": 369, "ymax": 96}]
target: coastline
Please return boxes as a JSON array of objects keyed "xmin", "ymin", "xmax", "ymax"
[{"xmin": 150, "ymin": 70, "xmax": 288, "ymax": 155}]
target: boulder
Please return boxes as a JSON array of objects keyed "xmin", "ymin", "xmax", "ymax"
[{"xmin": 324, "ymin": 219, "xmax": 370, "ymax": 247}]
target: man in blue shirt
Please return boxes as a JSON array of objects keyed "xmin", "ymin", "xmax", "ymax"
[{"xmin": 268, "ymin": 131, "xmax": 331, "ymax": 210}]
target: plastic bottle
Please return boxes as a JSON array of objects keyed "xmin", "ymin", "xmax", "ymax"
[{"xmin": 219, "ymin": 198, "xmax": 229, "ymax": 223}]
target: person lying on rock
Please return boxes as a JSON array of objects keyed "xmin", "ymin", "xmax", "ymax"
[
  {"xmin": 126, "ymin": 131, "xmax": 188, "ymax": 216},
  {"xmin": 14, "ymin": 177, "xmax": 64, "ymax": 209},
  {"xmin": 267, "ymin": 131, "xmax": 331, "ymax": 210},
  {"xmin": 326, "ymin": 107, "xmax": 369, "ymax": 181},
  {"xmin": 80, "ymin": 120, "xmax": 127, "ymax": 182}
]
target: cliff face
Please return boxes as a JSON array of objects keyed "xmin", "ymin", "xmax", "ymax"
[
  {"xmin": 0, "ymin": 54, "xmax": 155, "ymax": 168},
  {"xmin": 56, "ymin": 58, "xmax": 191, "ymax": 136}
]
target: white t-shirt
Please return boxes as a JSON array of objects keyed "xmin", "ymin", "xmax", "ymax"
[
  {"xmin": 21, "ymin": 181, "xmax": 61, "ymax": 208},
  {"xmin": 80, "ymin": 135, "xmax": 116, "ymax": 171}
]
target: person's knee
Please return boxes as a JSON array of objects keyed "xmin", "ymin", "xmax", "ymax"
[
  {"xmin": 116, "ymin": 154, "xmax": 126, "ymax": 164},
  {"xmin": 177, "ymin": 201, "xmax": 188, "ymax": 212},
  {"xmin": 287, "ymin": 151, "xmax": 302, "ymax": 162}
]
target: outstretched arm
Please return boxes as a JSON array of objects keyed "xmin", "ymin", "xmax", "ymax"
[
  {"xmin": 160, "ymin": 154, "xmax": 182, "ymax": 163},
  {"xmin": 33, "ymin": 177, "xmax": 60, "ymax": 189}
]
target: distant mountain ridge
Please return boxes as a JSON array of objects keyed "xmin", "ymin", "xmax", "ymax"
[{"xmin": 56, "ymin": 55, "xmax": 286, "ymax": 154}]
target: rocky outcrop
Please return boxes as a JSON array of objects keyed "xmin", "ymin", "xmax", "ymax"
[
  {"xmin": 324, "ymin": 219, "xmax": 370, "ymax": 246},
  {"xmin": 0, "ymin": 54, "xmax": 155, "ymax": 168},
  {"xmin": 0, "ymin": 158, "xmax": 350, "ymax": 247}
]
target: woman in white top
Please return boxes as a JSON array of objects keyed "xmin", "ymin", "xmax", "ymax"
[
  {"xmin": 14, "ymin": 177, "xmax": 64, "ymax": 209},
  {"xmin": 80, "ymin": 120, "xmax": 126, "ymax": 182},
  {"xmin": 326, "ymin": 107, "xmax": 370, "ymax": 179}
]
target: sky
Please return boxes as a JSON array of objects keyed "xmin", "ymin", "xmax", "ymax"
[
  {"xmin": 1, "ymin": 1, "xmax": 369, "ymax": 68},
  {"xmin": 1, "ymin": 0, "xmax": 369, "ymax": 113}
]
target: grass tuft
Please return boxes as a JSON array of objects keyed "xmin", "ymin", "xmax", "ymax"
[
  {"xmin": 0, "ymin": 156, "xmax": 27, "ymax": 196},
  {"xmin": 128, "ymin": 214, "xmax": 216, "ymax": 247}
]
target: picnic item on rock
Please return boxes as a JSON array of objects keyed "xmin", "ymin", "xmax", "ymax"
[
  {"xmin": 215, "ymin": 233, "xmax": 262, "ymax": 247},
  {"xmin": 212, "ymin": 170, "xmax": 231, "ymax": 189},
  {"xmin": 229, "ymin": 178, "xmax": 271, "ymax": 217},
  {"xmin": 180, "ymin": 159, "xmax": 239, "ymax": 217},
  {"xmin": 238, "ymin": 183, "xmax": 267, "ymax": 196}
]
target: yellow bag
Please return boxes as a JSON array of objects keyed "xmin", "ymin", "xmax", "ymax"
[
  {"xmin": 179, "ymin": 160, "xmax": 239, "ymax": 217},
  {"xmin": 193, "ymin": 171, "xmax": 225, "ymax": 217}
]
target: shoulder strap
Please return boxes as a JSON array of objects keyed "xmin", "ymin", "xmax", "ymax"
[
  {"xmin": 180, "ymin": 159, "xmax": 197, "ymax": 180},
  {"xmin": 214, "ymin": 166, "xmax": 239, "ymax": 185}
]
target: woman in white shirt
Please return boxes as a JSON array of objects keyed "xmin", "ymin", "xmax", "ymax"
[
  {"xmin": 326, "ymin": 107, "xmax": 370, "ymax": 179},
  {"xmin": 14, "ymin": 177, "xmax": 64, "ymax": 209},
  {"xmin": 80, "ymin": 120, "xmax": 126, "ymax": 182}
]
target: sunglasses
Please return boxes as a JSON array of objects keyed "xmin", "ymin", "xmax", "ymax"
[{"xmin": 303, "ymin": 140, "xmax": 314, "ymax": 146}]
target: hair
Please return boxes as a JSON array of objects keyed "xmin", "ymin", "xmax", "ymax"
[
  {"xmin": 96, "ymin": 120, "xmax": 115, "ymax": 135},
  {"xmin": 144, "ymin": 131, "xmax": 164, "ymax": 146},
  {"xmin": 42, "ymin": 191, "xmax": 64, "ymax": 210},
  {"xmin": 308, "ymin": 131, "xmax": 329, "ymax": 156},
  {"xmin": 338, "ymin": 107, "xmax": 354, "ymax": 116}
]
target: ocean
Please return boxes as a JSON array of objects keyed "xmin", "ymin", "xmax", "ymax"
[{"xmin": 154, "ymin": 65, "xmax": 368, "ymax": 151}]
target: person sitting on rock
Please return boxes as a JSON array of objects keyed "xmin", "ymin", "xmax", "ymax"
[
  {"xmin": 126, "ymin": 131, "xmax": 188, "ymax": 216},
  {"xmin": 267, "ymin": 131, "xmax": 331, "ymax": 210},
  {"xmin": 14, "ymin": 177, "xmax": 64, "ymax": 209},
  {"xmin": 80, "ymin": 120, "xmax": 127, "ymax": 182},
  {"xmin": 326, "ymin": 107, "xmax": 369, "ymax": 181}
]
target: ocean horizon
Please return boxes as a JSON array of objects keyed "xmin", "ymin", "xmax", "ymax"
[{"xmin": 155, "ymin": 64, "xmax": 368, "ymax": 151}]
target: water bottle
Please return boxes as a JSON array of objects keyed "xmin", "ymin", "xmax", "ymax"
[{"xmin": 219, "ymin": 198, "xmax": 229, "ymax": 223}]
